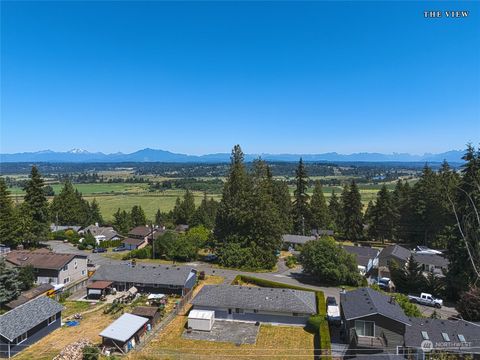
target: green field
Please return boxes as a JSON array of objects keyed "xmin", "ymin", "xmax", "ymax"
[{"xmin": 7, "ymin": 180, "xmax": 402, "ymax": 221}]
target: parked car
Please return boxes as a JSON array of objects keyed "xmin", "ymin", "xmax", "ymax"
[
  {"xmin": 326, "ymin": 296, "xmax": 340, "ymax": 325},
  {"xmin": 408, "ymin": 292, "xmax": 443, "ymax": 308},
  {"xmin": 113, "ymin": 246, "xmax": 127, "ymax": 252},
  {"xmin": 204, "ymin": 254, "xmax": 218, "ymax": 262},
  {"xmin": 92, "ymin": 247, "xmax": 107, "ymax": 253},
  {"xmin": 377, "ymin": 277, "xmax": 394, "ymax": 291}
]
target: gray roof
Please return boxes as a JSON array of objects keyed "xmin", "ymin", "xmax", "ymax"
[
  {"xmin": 379, "ymin": 245, "xmax": 411, "ymax": 263},
  {"xmin": 282, "ymin": 234, "xmax": 317, "ymax": 245},
  {"xmin": 0, "ymin": 296, "xmax": 63, "ymax": 342},
  {"xmin": 340, "ymin": 287, "xmax": 411, "ymax": 325},
  {"xmin": 99, "ymin": 313, "xmax": 148, "ymax": 342},
  {"xmin": 91, "ymin": 264, "xmax": 194, "ymax": 287},
  {"xmin": 412, "ymin": 253, "xmax": 449, "ymax": 268},
  {"xmin": 405, "ymin": 318, "xmax": 480, "ymax": 351},
  {"xmin": 81, "ymin": 225, "xmax": 120, "ymax": 240},
  {"xmin": 311, "ymin": 229, "xmax": 334, "ymax": 237},
  {"xmin": 350, "ymin": 355, "xmax": 404, "ymax": 360},
  {"xmin": 192, "ymin": 285, "xmax": 317, "ymax": 314},
  {"xmin": 343, "ymin": 246, "xmax": 379, "ymax": 267}
]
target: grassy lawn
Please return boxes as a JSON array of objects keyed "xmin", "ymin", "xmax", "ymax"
[
  {"xmin": 15, "ymin": 305, "xmax": 113, "ymax": 360},
  {"xmin": 61, "ymin": 301, "xmax": 97, "ymax": 318},
  {"xmin": 130, "ymin": 317, "xmax": 315, "ymax": 360}
]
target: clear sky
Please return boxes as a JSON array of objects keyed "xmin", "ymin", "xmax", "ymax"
[{"xmin": 1, "ymin": 1, "xmax": 479, "ymax": 155}]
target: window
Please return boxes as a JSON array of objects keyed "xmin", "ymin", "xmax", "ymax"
[
  {"xmin": 442, "ymin": 333, "xmax": 450, "ymax": 342},
  {"xmin": 458, "ymin": 334, "xmax": 466, "ymax": 342},
  {"xmin": 16, "ymin": 332, "xmax": 27, "ymax": 344},
  {"xmin": 81, "ymin": 270, "xmax": 86, "ymax": 276},
  {"xmin": 253, "ymin": 309, "xmax": 259, "ymax": 313},
  {"xmin": 421, "ymin": 331, "xmax": 429, "ymax": 340},
  {"xmin": 235, "ymin": 308, "xmax": 243, "ymax": 314},
  {"xmin": 63, "ymin": 277, "xmax": 70, "ymax": 284},
  {"xmin": 48, "ymin": 314, "xmax": 56, "ymax": 325},
  {"xmin": 74, "ymin": 260, "xmax": 78, "ymax": 269},
  {"xmin": 292, "ymin": 313, "xmax": 300, "ymax": 316},
  {"xmin": 354, "ymin": 320, "xmax": 375, "ymax": 337},
  {"xmin": 62, "ymin": 265, "xmax": 68, "ymax": 271}
]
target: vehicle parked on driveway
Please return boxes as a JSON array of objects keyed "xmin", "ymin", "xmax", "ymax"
[
  {"xmin": 92, "ymin": 247, "xmax": 107, "ymax": 253},
  {"xmin": 376, "ymin": 277, "xmax": 394, "ymax": 292},
  {"xmin": 326, "ymin": 296, "xmax": 340, "ymax": 325},
  {"xmin": 113, "ymin": 246, "xmax": 127, "ymax": 252},
  {"xmin": 408, "ymin": 292, "xmax": 443, "ymax": 308}
]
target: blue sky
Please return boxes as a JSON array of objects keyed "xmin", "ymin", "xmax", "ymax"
[{"xmin": 1, "ymin": 1, "xmax": 479, "ymax": 155}]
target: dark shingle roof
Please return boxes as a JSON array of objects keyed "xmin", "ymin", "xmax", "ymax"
[
  {"xmin": 0, "ymin": 296, "xmax": 63, "ymax": 341},
  {"xmin": 5, "ymin": 250, "xmax": 86, "ymax": 270},
  {"xmin": 122, "ymin": 238, "xmax": 146, "ymax": 246},
  {"xmin": 379, "ymin": 245, "xmax": 411, "ymax": 263},
  {"xmin": 282, "ymin": 234, "xmax": 316, "ymax": 245},
  {"xmin": 91, "ymin": 264, "xmax": 194, "ymax": 287},
  {"xmin": 412, "ymin": 253, "xmax": 449, "ymax": 268},
  {"xmin": 343, "ymin": 246, "xmax": 379, "ymax": 267},
  {"xmin": 192, "ymin": 285, "xmax": 317, "ymax": 314},
  {"xmin": 128, "ymin": 226, "xmax": 154, "ymax": 237},
  {"xmin": 5, "ymin": 284, "xmax": 54, "ymax": 309},
  {"xmin": 405, "ymin": 318, "xmax": 480, "ymax": 350},
  {"xmin": 131, "ymin": 306, "xmax": 159, "ymax": 318},
  {"xmin": 340, "ymin": 287, "xmax": 411, "ymax": 325}
]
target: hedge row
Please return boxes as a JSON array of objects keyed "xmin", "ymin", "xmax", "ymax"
[
  {"xmin": 231, "ymin": 275, "xmax": 331, "ymax": 357},
  {"xmin": 98, "ymin": 239, "xmax": 122, "ymax": 249}
]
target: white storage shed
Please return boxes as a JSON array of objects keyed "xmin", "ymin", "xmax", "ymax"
[{"xmin": 188, "ymin": 309, "xmax": 215, "ymax": 331}]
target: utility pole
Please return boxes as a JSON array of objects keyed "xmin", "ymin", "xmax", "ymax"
[
  {"xmin": 302, "ymin": 215, "xmax": 305, "ymax": 236},
  {"xmin": 151, "ymin": 221, "xmax": 155, "ymax": 260}
]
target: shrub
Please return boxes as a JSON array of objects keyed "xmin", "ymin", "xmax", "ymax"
[
  {"xmin": 123, "ymin": 246, "xmax": 152, "ymax": 260},
  {"xmin": 306, "ymin": 315, "xmax": 323, "ymax": 332},
  {"xmin": 457, "ymin": 286, "xmax": 480, "ymax": 321},
  {"xmin": 58, "ymin": 291, "xmax": 71, "ymax": 303},
  {"xmin": 285, "ymin": 255, "xmax": 297, "ymax": 268},
  {"xmin": 82, "ymin": 345, "xmax": 100, "ymax": 360},
  {"xmin": 98, "ymin": 239, "xmax": 122, "ymax": 249}
]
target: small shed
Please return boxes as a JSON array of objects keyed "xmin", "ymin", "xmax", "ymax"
[
  {"xmin": 87, "ymin": 281, "xmax": 113, "ymax": 299},
  {"xmin": 188, "ymin": 309, "xmax": 215, "ymax": 331},
  {"xmin": 100, "ymin": 313, "xmax": 148, "ymax": 353},
  {"xmin": 131, "ymin": 306, "xmax": 161, "ymax": 327}
]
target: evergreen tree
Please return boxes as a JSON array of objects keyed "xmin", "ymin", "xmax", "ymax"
[
  {"xmin": 18, "ymin": 265, "xmax": 35, "ymax": 291},
  {"xmin": 368, "ymin": 185, "xmax": 396, "ymax": 243},
  {"xmin": 309, "ymin": 181, "xmax": 330, "ymax": 231},
  {"xmin": 89, "ymin": 198, "xmax": 103, "ymax": 225},
  {"xmin": 328, "ymin": 190, "xmax": 342, "ymax": 233},
  {"xmin": 50, "ymin": 180, "xmax": 90, "ymax": 226},
  {"xmin": 131, "ymin": 205, "xmax": 147, "ymax": 227},
  {"xmin": 0, "ymin": 178, "xmax": 19, "ymax": 247},
  {"xmin": 214, "ymin": 145, "xmax": 251, "ymax": 243},
  {"xmin": 23, "ymin": 166, "xmax": 50, "ymax": 244},
  {"xmin": 271, "ymin": 180, "xmax": 293, "ymax": 234},
  {"xmin": 113, "ymin": 208, "xmax": 132, "ymax": 234},
  {"xmin": 342, "ymin": 180, "xmax": 364, "ymax": 241},
  {"xmin": 392, "ymin": 180, "xmax": 415, "ymax": 243},
  {"xmin": 191, "ymin": 193, "xmax": 218, "ymax": 229},
  {"xmin": 292, "ymin": 158, "xmax": 310, "ymax": 235},
  {"xmin": 172, "ymin": 190, "xmax": 196, "ymax": 225},
  {"xmin": 0, "ymin": 258, "xmax": 21, "ymax": 307}
]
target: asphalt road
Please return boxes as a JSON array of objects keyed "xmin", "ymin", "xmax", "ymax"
[{"xmin": 44, "ymin": 241, "xmax": 458, "ymax": 319}]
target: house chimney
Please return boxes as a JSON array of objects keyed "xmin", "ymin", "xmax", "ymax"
[{"xmin": 389, "ymin": 295, "xmax": 395, "ymax": 304}]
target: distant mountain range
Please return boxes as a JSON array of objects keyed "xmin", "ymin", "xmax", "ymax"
[{"xmin": 0, "ymin": 148, "xmax": 465, "ymax": 163}]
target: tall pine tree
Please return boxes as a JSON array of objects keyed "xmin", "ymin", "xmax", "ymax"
[
  {"xmin": 23, "ymin": 166, "xmax": 49, "ymax": 244},
  {"xmin": 342, "ymin": 180, "xmax": 364, "ymax": 241},
  {"xmin": 309, "ymin": 181, "xmax": 330, "ymax": 231},
  {"xmin": 0, "ymin": 178, "xmax": 19, "ymax": 247},
  {"xmin": 292, "ymin": 158, "xmax": 310, "ymax": 235}
]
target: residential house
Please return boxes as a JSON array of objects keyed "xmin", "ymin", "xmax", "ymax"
[
  {"xmin": 131, "ymin": 306, "xmax": 162, "ymax": 327},
  {"xmin": 175, "ymin": 224, "xmax": 189, "ymax": 232},
  {"xmin": 375, "ymin": 245, "xmax": 411, "ymax": 278},
  {"xmin": 340, "ymin": 287, "xmax": 412, "ymax": 356},
  {"xmin": 99, "ymin": 313, "xmax": 148, "ymax": 354},
  {"xmin": 0, "ymin": 297, "xmax": 63, "ymax": 358},
  {"xmin": 311, "ymin": 229, "xmax": 334, "ymax": 237},
  {"xmin": 4, "ymin": 284, "xmax": 54, "ymax": 310},
  {"xmin": 191, "ymin": 285, "xmax": 317, "ymax": 326},
  {"xmin": 90, "ymin": 263, "xmax": 197, "ymax": 295},
  {"xmin": 343, "ymin": 246, "xmax": 380, "ymax": 275},
  {"xmin": 122, "ymin": 225, "xmax": 158, "ymax": 250},
  {"xmin": 411, "ymin": 253, "xmax": 449, "ymax": 276},
  {"xmin": 282, "ymin": 234, "xmax": 317, "ymax": 251},
  {"xmin": 403, "ymin": 318, "xmax": 480, "ymax": 358},
  {"xmin": 5, "ymin": 249, "xmax": 88, "ymax": 292},
  {"xmin": 79, "ymin": 224, "xmax": 122, "ymax": 244},
  {"xmin": 50, "ymin": 224, "xmax": 82, "ymax": 232}
]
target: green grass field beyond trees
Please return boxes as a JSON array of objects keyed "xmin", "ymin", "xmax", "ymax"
[{"xmin": 8, "ymin": 180, "xmax": 398, "ymax": 221}]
